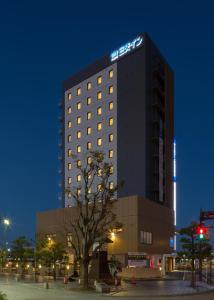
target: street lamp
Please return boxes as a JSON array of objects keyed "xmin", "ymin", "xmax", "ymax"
[
  {"xmin": 1, "ymin": 218, "xmax": 11, "ymax": 252},
  {"xmin": 2, "ymin": 218, "xmax": 11, "ymax": 228}
]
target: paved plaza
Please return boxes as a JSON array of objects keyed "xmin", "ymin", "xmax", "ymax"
[{"xmin": 0, "ymin": 277, "xmax": 214, "ymax": 300}]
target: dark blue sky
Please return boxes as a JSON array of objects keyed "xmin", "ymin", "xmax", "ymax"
[{"xmin": 0, "ymin": 0, "xmax": 214, "ymax": 241}]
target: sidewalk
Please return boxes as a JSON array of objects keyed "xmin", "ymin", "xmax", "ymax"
[
  {"xmin": 0, "ymin": 276, "xmax": 214, "ymax": 299},
  {"xmin": 110, "ymin": 280, "xmax": 214, "ymax": 297}
]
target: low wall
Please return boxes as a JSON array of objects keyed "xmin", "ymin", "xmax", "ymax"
[{"xmin": 119, "ymin": 267, "xmax": 162, "ymax": 279}]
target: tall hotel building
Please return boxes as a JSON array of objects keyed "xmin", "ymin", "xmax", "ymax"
[
  {"xmin": 37, "ymin": 33, "xmax": 175, "ymax": 268},
  {"xmin": 61, "ymin": 33, "xmax": 174, "ymax": 212}
]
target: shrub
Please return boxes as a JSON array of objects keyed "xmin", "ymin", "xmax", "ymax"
[{"xmin": 0, "ymin": 292, "xmax": 7, "ymax": 300}]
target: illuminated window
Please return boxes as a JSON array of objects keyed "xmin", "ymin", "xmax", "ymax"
[
  {"xmin": 68, "ymin": 192, "xmax": 72, "ymax": 198},
  {"xmin": 77, "ymin": 87, "xmax": 81, "ymax": 96},
  {"xmin": 88, "ymin": 187, "xmax": 92, "ymax": 194},
  {"xmin": 77, "ymin": 131, "xmax": 81, "ymax": 139},
  {"xmin": 77, "ymin": 116, "xmax": 81, "ymax": 124},
  {"xmin": 87, "ymin": 97, "xmax": 92, "ymax": 105},
  {"xmin": 97, "ymin": 91, "xmax": 102, "ymax": 100},
  {"xmin": 97, "ymin": 76, "xmax": 102, "ymax": 85},
  {"xmin": 97, "ymin": 107, "xmax": 102, "ymax": 115},
  {"xmin": 87, "ymin": 157, "xmax": 92, "ymax": 164},
  {"xmin": 87, "ymin": 82, "xmax": 92, "ymax": 90},
  {"xmin": 109, "ymin": 85, "xmax": 113, "ymax": 94},
  {"xmin": 97, "ymin": 138, "xmax": 102, "ymax": 146},
  {"xmin": 87, "ymin": 112, "xmax": 92, "ymax": 120},
  {"xmin": 67, "ymin": 107, "xmax": 72, "ymax": 114},
  {"xmin": 68, "ymin": 93, "xmax": 72, "ymax": 100},
  {"xmin": 68, "ymin": 149, "xmax": 72, "ymax": 157},
  {"xmin": 109, "ymin": 149, "xmax": 113, "ymax": 158},
  {"xmin": 88, "ymin": 173, "xmax": 92, "ymax": 179},
  {"xmin": 109, "ymin": 69, "xmax": 113, "ymax": 79},
  {"xmin": 77, "ymin": 145, "xmax": 81, "ymax": 153},
  {"xmin": 87, "ymin": 127, "xmax": 92, "ymax": 135},
  {"xmin": 77, "ymin": 188, "xmax": 81, "ymax": 196},
  {"xmin": 68, "ymin": 135, "xmax": 71, "ymax": 143},
  {"xmin": 77, "ymin": 102, "xmax": 81, "ymax": 110},
  {"xmin": 109, "ymin": 102, "xmax": 113, "ymax": 110},
  {"xmin": 68, "ymin": 163, "xmax": 72, "ymax": 170},
  {"xmin": 68, "ymin": 177, "xmax": 72, "ymax": 184},
  {"xmin": 97, "ymin": 122, "xmax": 102, "ymax": 131},
  {"xmin": 77, "ymin": 174, "xmax": 81, "ymax": 182},
  {"xmin": 98, "ymin": 168, "xmax": 102, "ymax": 176},
  {"xmin": 109, "ymin": 133, "xmax": 113, "ymax": 142},
  {"xmin": 87, "ymin": 142, "xmax": 92, "ymax": 150},
  {"xmin": 77, "ymin": 160, "xmax": 81, "ymax": 167},
  {"xmin": 109, "ymin": 118, "xmax": 114, "ymax": 126},
  {"xmin": 67, "ymin": 121, "xmax": 72, "ymax": 128},
  {"xmin": 109, "ymin": 181, "xmax": 114, "ymax": 190},
  {"xmin": 110, "ymin": 166, "xmax": 114, "ymax": 174}
]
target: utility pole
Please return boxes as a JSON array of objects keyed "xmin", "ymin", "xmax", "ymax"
[
  {"xmin": 209, "ymin": 259, "xmax": 212, "ymax": 285},
  {"xmin": 199, "ymin": 209, "xmax": 202, "ymax": 281},
  {"xmin": 191, "ymin": 228, "xmax": 196, "ymax": 288},
  {"xmin": 198, "ymin": 210, "xmax": 214, "ymax": 282}
]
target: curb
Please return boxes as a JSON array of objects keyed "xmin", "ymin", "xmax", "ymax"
[{"xmin": 107, "ymin": 286, "xmax": 214, "ymax": 298}]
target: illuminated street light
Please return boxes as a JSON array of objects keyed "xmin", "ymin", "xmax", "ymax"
[
  {"xmin": 47, "ymin": 236, "xmax": 54, "ymax": 248},
  {"xmin": 2, "ymin": 218, "xmax": 11, "ymax": 227}
]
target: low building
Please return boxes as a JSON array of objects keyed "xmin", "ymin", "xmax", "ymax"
[{"xmin": 36, "ymin": 195, "xmax": 174, "ymax": 269}]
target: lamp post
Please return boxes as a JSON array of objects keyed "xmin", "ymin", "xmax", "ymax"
[{"xmin": 1, "ymin": 217, "xmax": 11, "ymax": 248}]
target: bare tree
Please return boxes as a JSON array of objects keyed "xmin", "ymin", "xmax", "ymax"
[{"xmin": 65, "ymin": 151, "xmax": 123, "ymax": 289}]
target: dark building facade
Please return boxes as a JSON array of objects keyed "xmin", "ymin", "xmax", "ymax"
[{"xmin": 60, "ymin": 33, "xmax": 174, "ymax": 214}]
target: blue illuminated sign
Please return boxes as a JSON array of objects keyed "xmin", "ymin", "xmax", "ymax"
[
  {"xmin": 170, "ymin": 237, "xmax": 174, "ymax": 248},
  {"xmin": 110, "ymin": 36, "xmax": 144, "ymax": 62}
]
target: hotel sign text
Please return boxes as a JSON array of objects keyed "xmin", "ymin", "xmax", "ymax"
[{"xmin": 110, "ymin": 36, "xmax": 143, "ymax": 62}]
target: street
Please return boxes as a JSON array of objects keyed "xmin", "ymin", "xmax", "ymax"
[{"xmin": 0, "ymin": 278, "xmax": 214, "ymax": 300}]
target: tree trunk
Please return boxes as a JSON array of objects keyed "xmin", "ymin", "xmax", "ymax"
[
  {"xmin": 73, "ymin": 258, "xmax": 78, "ymax": 276},
  {"xmin": 53, "ymin": 263, "xmax": 56, "ymax": 280},
  {"xmin": 21, "ymin": 264, "xmax": 25, "ymax": 279},
  {"xmin": 81, "ymin": 261, "xmax": 89, "ymax": 289}
]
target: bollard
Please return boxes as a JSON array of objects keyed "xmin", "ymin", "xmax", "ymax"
[{"xmin": 44, "ymin": 282, "xmax": 49, "ymax": 289}]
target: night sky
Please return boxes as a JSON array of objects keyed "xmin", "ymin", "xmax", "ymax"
[{"xmin": 0, "ymin": 0, "xmax": 214, "ymax": 242}]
